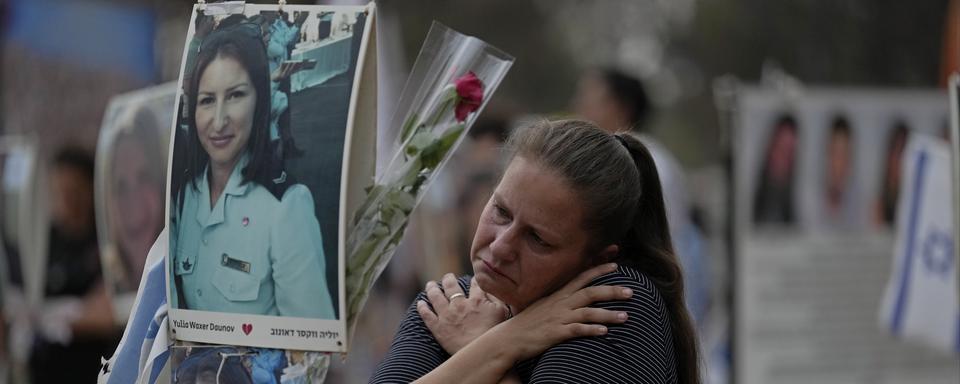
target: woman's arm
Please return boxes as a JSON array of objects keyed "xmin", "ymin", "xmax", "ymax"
[
  {"xmin": 526, "ymin": 268, "xmax": 679, "ymax": 383},
  {"xmin": 373, "ymin": 275, "xmax": 519, "ymax": 384},
  {"xmin": 370, "ymin": 290, "xmax": 454, "ymax": 383},
  {"xmin": 412, "ymin": 324, "xmax": 519, "ymax": 384},
  {"xmin": 414, "ymin": 263, "xmax": 632, "ymax": 384}
]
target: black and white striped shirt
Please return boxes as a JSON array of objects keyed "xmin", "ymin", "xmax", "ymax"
[{"xmin": 370, "ymin": 266, "xmax": 678, "ymax": 383}]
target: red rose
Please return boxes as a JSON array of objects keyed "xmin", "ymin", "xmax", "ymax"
[{"xmin": 454, "ymin": 71, "xmax": 484, "ymax": 122}]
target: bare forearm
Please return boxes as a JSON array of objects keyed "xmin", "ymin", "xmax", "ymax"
[
  {"xmin": 413, "ymin": 327, "xmax": 516, "ymax": 384},
  {"xmin": 498, "ymin": 371, "xmax": 522, "ymax": 384}
]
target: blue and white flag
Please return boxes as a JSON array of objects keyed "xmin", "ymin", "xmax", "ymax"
[
  {"xmin": 879, "ymin": 135, "xmax": 959, "ymax": 353},
  {"xmin": 98, "ymin": 229, "xmax": 170, "ymax": 384}
]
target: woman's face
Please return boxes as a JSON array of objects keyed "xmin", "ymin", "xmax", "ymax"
[
  {"xmin": 827, "ymin": 130, "xmax": 852, "ymax": 193},
  {"xmin": 111, "ymin": 136, "xmax": 163, "ymax": 276},
  {"xmin": 886, "ymin": 131, "xmax": 907, "ymax": 187},
  {"xmin": 470, "ymin": 156, "xmax": 595, "ymax": 312},
  {"xmin": 767, "ymin": 123, "xmax": 797, "ymax": 183},
  {"xmin": 195, "ymin": 54, "xmax": 256, "ymax": 173}
]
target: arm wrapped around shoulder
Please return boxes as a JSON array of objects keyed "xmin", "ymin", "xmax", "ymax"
[
  {"xmin": 522, "ymin": 267, "xmax": 678, "ymax": 383},
  {"xmin": 369, "ymin": 289, "xmax": 454, "ymax": 383}
]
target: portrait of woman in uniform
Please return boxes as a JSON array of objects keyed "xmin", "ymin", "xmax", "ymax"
[
  {"xmin": 166, "ymin": 2, "xmax": 373, "ymax": 351},
  {"xmin": 169, "ymin": 21, "xmax": 335, "ymax": 320}
]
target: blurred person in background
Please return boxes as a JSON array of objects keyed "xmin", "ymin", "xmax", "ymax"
[
  {"xmin": 46, "ymin": 148, "xmax": 101, "ymax": 299},
  {"xmin": 31, "ymin": 147, "xmax": 119, "ymax": 383},
  {"xmin": 874, "ymin": 121, "xmax": 909, "ymax": 227},
  {"xmin": 822, "ymin": 115, "xmax": 856, "ymax": 229},
  {"xmin": 753, "ymin": 114, "xmax": 799, "ymax": 226},
  {"xmin": 461, "ymin": 116, "xmax": 510, "ymax": 174},
  {"xmin": 573, "ymin": 67, "xmax": 710, "ymax": 328}
]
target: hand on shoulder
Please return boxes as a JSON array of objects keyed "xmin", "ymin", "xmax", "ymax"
[
  {"xmin": 485, "ymin": 262, "xmax": 633, "ymax": 363},
  {"xmin": 422, "ymin": 263, "xmax": 634, "ymax": 364},
  {"xmin": 419, "ymin": 274, "xmax": 509, "ymax": 354}
]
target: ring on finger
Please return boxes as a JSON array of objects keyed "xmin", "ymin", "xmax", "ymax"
[{"xmin": 447, "ymin": 293, "xmax": 466, "ymax": 301}]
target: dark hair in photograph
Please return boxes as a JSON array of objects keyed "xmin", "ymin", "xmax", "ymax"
[
  {"xmin": 829, "ymin": 115, "xmax": 852, "ymax": 138},
  {"xmin": 506, "ymin": 119, "xmax": 700, "ymax": 384},
  {"xmin": 879, "ymin": 121, "xmax": 909, "ymax": 225},
  {"xmin": 752, "ymin": 113, "xmax": 799, "ymax": 225}
]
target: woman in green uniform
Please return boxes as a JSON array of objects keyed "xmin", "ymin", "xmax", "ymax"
[{"xmin": 169, "ymin": 22, "xmax": 334, "ymax": 319}]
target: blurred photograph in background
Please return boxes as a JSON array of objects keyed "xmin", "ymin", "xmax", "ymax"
[
  {"xmin": 94, "ymin": 83, "xmax": 175, "ymax": 321},
  {"xmin": 732, "ymin": 86, "xmax": 957, "ymax": 383},
  {"xmin": 822, "ymin": 115, "xmax": 856, "ymax": 229},
  {"xmin": 874, "ymin": 121, "xmax": 909, "ymax": 228},
  {"xmin": 752, "ymin": 114, "xmax": 799, "ymax": 227}
]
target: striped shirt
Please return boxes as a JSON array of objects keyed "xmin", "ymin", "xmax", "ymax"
[{"xmin": 370, "ymin": 265, "xmax": 678, "ymax": 383}]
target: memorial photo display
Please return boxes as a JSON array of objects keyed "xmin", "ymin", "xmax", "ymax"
[
  {"xmin": 732, "ymin": 87, "xmax": 958, "ymax": 383},
  {"xmin": 166, "ymin": 3, "xmax": 376, "ymax": 351}
]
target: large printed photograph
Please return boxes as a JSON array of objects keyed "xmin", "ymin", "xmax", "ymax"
[
  {"xmin": 95, "ymin": 83, "xmax": 175, "ymax": 321},
  {"xmin": 166, "ymin": 4, "xmax": 372, "ymax": 351}
]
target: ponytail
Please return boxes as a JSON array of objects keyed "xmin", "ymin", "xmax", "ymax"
[
  {"xmin": 615, "ymin": 133, "xmax": 701, "ymax": 384},
  {"xmin": 506, "ymin": 120, "xmax": 701, "ymax": 384}
]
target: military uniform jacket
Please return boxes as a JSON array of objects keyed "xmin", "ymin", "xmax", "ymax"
[{"xmin": 170, "ymin": 157, "xmax": 335, "ymax": 319}]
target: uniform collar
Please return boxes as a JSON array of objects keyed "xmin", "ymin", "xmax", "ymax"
[
  {"xmin": 195, "ymin": 154, "xmax": 251, "ymax": 228},
  {"xmin": 224, "ymin": 154, "xmax": 252, "ymax": 197}
]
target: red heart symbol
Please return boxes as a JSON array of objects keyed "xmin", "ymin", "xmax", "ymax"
[{"xmin": 242, "ymin": 324, "xmax": 253, "ymax": 335}]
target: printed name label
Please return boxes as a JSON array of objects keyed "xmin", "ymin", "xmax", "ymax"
[
  {"xmin": 270, "ymin": 327, "xmax": 339, "ymax": 339},
  {"xmin": 172, "ymin": 319, "xmax": 235, "ymax": 333}
]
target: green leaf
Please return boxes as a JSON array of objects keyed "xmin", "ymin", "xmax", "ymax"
[
  {"xmin": 399, "ymin": 113, "xmax": 420, "ymax": 144},
  {"xmin": 347, "ymin": 235, "xmax": 380, "ymax": 270},
  {"xmin": 385, "ymin": 188, "xmax": 416, "ymax": 214},
  {"xmin": 398, "ymin": 157, "xmax": 423, "ymax": 187},
  {"xmin": 420, "ymin": 123, "xmax": 465, "ymax": 169},
  {"xmin": 404, "ymin": 131, "xmax": 434, "ymax": 157},
  {"xmin": 352, "ymin": 184, "xmax": 385, "ymax": 226},
  {"xmin": 372, "ymin": 220, "xmax": 390, "ymax": 238}
]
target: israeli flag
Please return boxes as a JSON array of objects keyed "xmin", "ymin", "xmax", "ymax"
[
  {"xmin": 879, "ymin": 135, "xmax": 959, "ymax": 353},
  {"xmin": 98, "ymin": 229, "xmax": 170, "ymax": 384}
]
